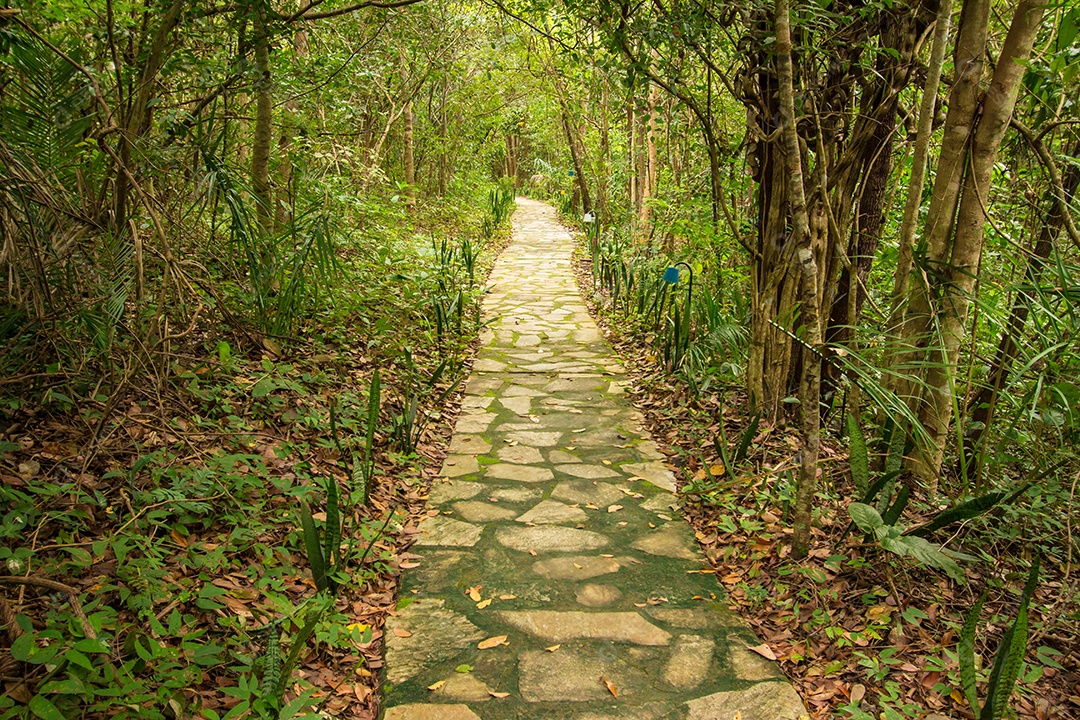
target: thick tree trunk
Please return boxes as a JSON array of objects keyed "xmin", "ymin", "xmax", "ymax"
[{"xmin": 914, "ymin": 0, "xmax": 1045, "ymax": 488}]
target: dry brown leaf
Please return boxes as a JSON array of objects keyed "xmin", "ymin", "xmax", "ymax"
[
  {"xmin": 467, "ymin": 586, "xmax": 482, "ymax": 601},
  {"xmin": 747, "ymin": 643, "xmax": 777, "ymax": 660},
  {"xmin": 477, "ymin": 635, "xmax": 508, "ymax": 650},
  {"xmin": 476, "ymin": 598, "xmax": 492, "ymax": 609},
  {"xmin": 607, "ymin": 504, "xmax": 623, "ymax": 513},
  {"xmin": 489, "ymin": 691, "xmax": 510, "ymax": 698},
  {"xmin": 499, "ymin": 594, "xmax": 516, "ymax": 600},
  {"xmin": 427, "ymin": 680, "xmax": 446, "ymax": 691},
  {"xmin": 392, "ymin": 627, "xmax": 412, "ymax": 638},
  {"xmin": 545, "ymin": 644, "xmax": 560, "ymax": 652},
  {"xmin": 601, "ymin": 676, "xmax": 618, "ymax": 697}
]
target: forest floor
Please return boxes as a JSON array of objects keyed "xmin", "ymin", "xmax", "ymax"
[
  {"xmin": 572, "ymin": 237, "xmax": 1080, "ymax": 719},
  {"xmin": 0, "ymin": 208, "xmax": 511, "ymax": 718}
]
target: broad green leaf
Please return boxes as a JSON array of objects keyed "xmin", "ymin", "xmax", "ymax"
[
  {"xmin": 846, "ymin": 410, "xmax": 869, "ymax": 496},
  {"xmin": 847, "ymin": 502, "xmax": 885, "ymax": 534},
  {"xmin": 28, "ymin": 695, "xmax": 65, "ymax": 720}
]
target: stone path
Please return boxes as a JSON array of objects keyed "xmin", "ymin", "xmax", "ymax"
[{"xmin": 382, "ymin": 199, "xmax": 808, "ymax": 720}]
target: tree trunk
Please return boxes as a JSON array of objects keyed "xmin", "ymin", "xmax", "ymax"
[
  {"xmin": 640, "ymin": 78, "xmax": 659, "ymax": 236},
  {"xmin": 403, "ymin": 102, "xmax": 416, "ymax": 210},
  {"xmin": 962, "ymin": 163, "xmax": 1078, "ymax": 483},
  {"xmin": 251, "ymin": 9, "xmax": 273, "ymax": 234},
  {"xmin": 775, "ymin": 0, "xmax": 821, "ymax": 560},
  {"xmin": 914, "ymin": 0, "xmax": 1045, "ymax": 488},
  {"xmin": 891, "ymin": 0, "xmax": 991, "ymax": 410},
  {"xmin": 888, "ymin": 0, "xmax": 954, "ymax": 327}
]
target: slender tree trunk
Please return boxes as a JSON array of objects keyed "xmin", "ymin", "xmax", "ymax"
[
  {"xmin": 892, "ymin": 0, "xmax": 991, "ymax": 410},
  {"xmin": 775, "ymin": 0, "xmax": 821, "ymax": 559},
  {"xmin": 914, "ymin": 0, "xmax": 1045, "ymax": 487},
  {"xmin": 403, "ymin": 102, "xmax": 416, "ymax": 210},
  {"xmin": 112, "ymin": 0, "xmax": 185, "ymax": 233},
  {"xmin": 962, "ymin": 164, "xmax": 1077, "ymax": 482},
  {"xmin": 888, "ymin": 0, "xmax": 954, "ymax": 329},
  {"xmin": 640, "ymin": 78, "xmax": 659, "ymax": 236},
  {"xmin": 628, "ymin": 98, "xmax": 638, "ymax": 215},
  {"xmin": 251, "ymin": 9, "xmax": 273, "ymax": 234}
]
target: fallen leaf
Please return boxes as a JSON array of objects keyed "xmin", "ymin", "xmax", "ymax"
[
  {"xmin": 478, "ymin": 635, "xmax": 508, "ymax": 650},
  {"xmin": 489, "ymin": 691, "xmax": 510, "ymax": 698},
  {"xmin": 467, "ymin": 586, "xmax": 482, "ymax": 601},
  {"xmin": 545, "ymin": 644, "xmax": 561, "ymax": 652},
  {"xmin": 455, "ymin": 664, "xmax": 473, "ymax": 673},
  {"xmin": 427, "ymin": 680, "xmax": 447, "ymax": 691},
  {"xmin": 607, "ymin": 504, "xmax": 623, "ymax": 513},
  {"xmin": 850, "ymin": 684, "xmax": 866, "ymax": 704},
  {"xmin": 573, "ymin": 563, "xmax": 583, "ymax": 569},
  {"xmin": 601, "ymin": 460, "xmax": 612, "ymax": 465},
  {"xmin": 601, "ymin": 676, "xmax": 618, "ymax": 697},
  {"xmin": 747, "ymin": 643, "xmax": 777, "ymax": 660},
  {"xmin": 392, "ymin": 627, "xmax": 412, "ymax": 638},
  {"xmin": 499, "ymin": 594, "xmax": 516, "ymax": 600},
  {"xmin": 476, "ymin": 598, "xmax": 492, "ymax": 609}
]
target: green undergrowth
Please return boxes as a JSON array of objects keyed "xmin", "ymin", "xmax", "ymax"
[
  {"xmin": 0, "ymin": 190, "xmax": 514, "ymax": 719},
  {"xmin": 573, "ymin": 234, "xmax": 1078, "ymax": 719}
]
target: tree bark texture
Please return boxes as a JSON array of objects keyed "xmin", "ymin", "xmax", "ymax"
[{"xmin": 913, "ymin": 0, "xmax": 1045, "ymax": 487}]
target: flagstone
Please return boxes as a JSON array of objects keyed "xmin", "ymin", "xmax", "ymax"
[
  {"xmin": 531, "ymin": 555, "xmax": 623, "ymax": 580},
  {"xmin": 664, "ymin": 635, "xmax": 715, "ymax": 689},
  {"xmin": 487, "ymin": 486, "xmax": 543, "ymax": 503},
  {"xmin": 452, "ymin": 501, "xmax": 518, "ymax": 522},
  {"xmin": 484, "ymin": 463, "xmax": 554, "ymax": 483},
  {"xmin": 551, "ymin": 480, "xmax": 626, "ymax": 506},
  {"xmin": 439, "ymin": 455, "xmax": 480, "ymax": 478},
  {"xmin": 504, "ymin": 430, "xmax": 562, "ymax": 447},
  {"xmin": 685, "ymin": 682, "xmax": 808, "ymax": 720},
  {"xmin": 414, "ymin": 516, "xmax": 483, "ymax": 547},
  {"xmin": 515, "ymin": 499, "xmax": 587, "ymax": 525},
  {"xmin": 453, "ymin": 412, "xmax": 497, "ymax": 434},
  {"xmin": 555, "ymin": 463, "xmax": 622, "ymax": 479},
  {"xmin": 472, "ymin": 358, "xmax": 507, "ymax": 372},
  {"xmin": 496, "ymin": 445, "xmax": 545, "ymax": 464},
  {"xmin": 429, "ymin": 673, "xmax": 494, "ymax": 702},
  {"xmin": 575, "ymin": 583, "xmax": 622, "ymax": 607},
  {"xmin": 428, "ymin": 479, "xmax": 484, "ymax": 504},
  {"xmin": 495, "ymin": 525, "xmax": 608, "ymax": 553},
  {"xmin": 498, "ymin": 395, "xmax": 533, "ymax": 415},
  {"xmin": 729, "ymin": 645, "xmax": 784, "ymax": 681},
  {"xmin": 621, "ymin": 461, "xmax": 677, "ymax": 491},
  {"xmin": 383, "ymin": 704, "xmax": 482, "ymax": 720},
  {"xmin": 547, "ymin": 449, "xmax": 581, "ymax": 463},
  {"xmin": 384, "ymin": 600, "xmax": 485, "ymax": 684},
  {"xmin": 448, "ymin": 434, "xmax": 491, "ymax": 455},
  {"xmin": 497, "ymin": 610, "xmax": 670, "ymax": 645},
  {"xmin": 631, "ymin": 523, "xmax": 699, "ymax": 560},
  {"xmin": 461, "ymin": 395, "xmax": 494, "ymax": 409},
  {"xmin": 501, "ymin": 386, "xmax": 544, "ymax": 397}
]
